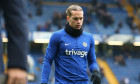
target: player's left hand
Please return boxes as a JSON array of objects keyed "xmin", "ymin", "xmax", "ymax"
[{"xmin": 91, "ymin": 69, "xmax": 101, "ymax": 84}]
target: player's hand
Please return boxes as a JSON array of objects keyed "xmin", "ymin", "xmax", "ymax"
[
  {"xmin": 6, "ymin": 68, "xmax": 27, "ymax": 84},
  {"xmin": 91, "ymin": 69, "xmax": 101, "ymax": 84}
]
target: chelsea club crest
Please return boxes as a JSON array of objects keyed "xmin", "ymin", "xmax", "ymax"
[{"xmin": 83, "ymin": 42, "xmax": 87, "ymax": 47}]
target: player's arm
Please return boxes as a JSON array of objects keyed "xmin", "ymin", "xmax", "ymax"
[
  {"xmin": 87, "ymin": 35, "xmax": 101, "ymax": 84},
  {"xmin": 87, "ymin": 35, "xmax": 98, "ymax": 72},
  {"xmin": 41, "ymin": 33, "xmax": 60, "ymax": 84}
]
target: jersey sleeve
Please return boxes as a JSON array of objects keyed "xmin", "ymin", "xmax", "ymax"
[
  {"xmin": 87, "ymin": 35, "xmax": 99, "ymax": 73},
  {"xmin": 41, "ymin": 32, "xmax": 60, "ymax": 83}
]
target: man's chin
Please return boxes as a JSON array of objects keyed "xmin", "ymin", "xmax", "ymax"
[{"xmin": 75, "ymin": 27, "xmax": 81, "ymax": 29}]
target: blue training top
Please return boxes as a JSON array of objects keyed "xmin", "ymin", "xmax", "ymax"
[{"xmin": 41, "ymin": 29, "xmax": 99, "ymax": 84}]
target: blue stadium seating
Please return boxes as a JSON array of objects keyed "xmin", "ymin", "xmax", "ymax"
[
  {"xmin": 27, "ymin": 4, "xmax": 99, "ymax": 34},
  {"xmin": 106, "ymin": 58, "xmax": 140, "ymax": 84},
  {"xmin": 44, "ymin": 0, "xmax": 92, "ymax": 3},
  {"xmin": 108, "ymin": 7, "xmax": 132, "ymax": 34},
  {"xmin": 94, "ymin": 7, "xmax": 132, "ymax": 35},
  {"xmin": 44, "ymin": 0, "xmax": 117, "ymax": 4},
  {"xmin": 98, "ymin": 0, "xmax": 116, "ymax": 4},
  {"xmin": 27, "ymin": 53, "xmax": 43, "ymax": 84},
  {"xmin": 27, "ymin": 3, "xmax": 134, "ymax": 35},
  {"xmin": 131, "ymin": 0, "xmax": 140, "ymax": 4}
]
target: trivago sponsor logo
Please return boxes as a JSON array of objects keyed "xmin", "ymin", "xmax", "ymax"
[{"xmin": 65, "ymin": 49, "xmax": 88, "ymax": 57}]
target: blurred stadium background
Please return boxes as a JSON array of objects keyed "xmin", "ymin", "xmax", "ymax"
[{"xmin": 1, "ymin": 0, "xmax": 140, "ymax": 84}]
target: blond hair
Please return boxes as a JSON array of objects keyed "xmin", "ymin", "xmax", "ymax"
[{"xmin": 66, "ymin": 5, "xmax": 83, "ymax": 16}]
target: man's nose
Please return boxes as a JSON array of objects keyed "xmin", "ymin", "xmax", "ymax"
[{"xmin": 77, "ymin": 19, "xmax": 81, "ymax": 23}]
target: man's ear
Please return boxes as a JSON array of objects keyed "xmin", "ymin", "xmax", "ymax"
[{"xmin": 66, "ymin": 16, "xmax": 69, "ymax": 21}]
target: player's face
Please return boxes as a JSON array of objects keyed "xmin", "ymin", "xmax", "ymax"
[{"xmin": 67, "ymin": 11, "xmax": 83, "ymax": 29}]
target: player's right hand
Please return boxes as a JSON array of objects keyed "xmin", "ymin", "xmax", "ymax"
[{"xmin": 91, "ymin": 69, "xmax": 101, "ymax": 84}]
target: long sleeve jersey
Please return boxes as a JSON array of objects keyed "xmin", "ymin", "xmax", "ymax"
[{"xmin": 41, "ymin": 29, "xmax": 99, "ymax": 84}]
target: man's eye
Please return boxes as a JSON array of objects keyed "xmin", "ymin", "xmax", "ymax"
[
  {"xmin": 73, "ymin": 18, "xmax": 78, "ymax": 20},
  {"xmin": 80, "ymin": 18, "xmax": 83, "ymax": 20}
]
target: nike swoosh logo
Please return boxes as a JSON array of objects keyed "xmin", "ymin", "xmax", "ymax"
[{"xmin": 65, "ymin": 43, "xmax": 71, "ymax": 46}]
